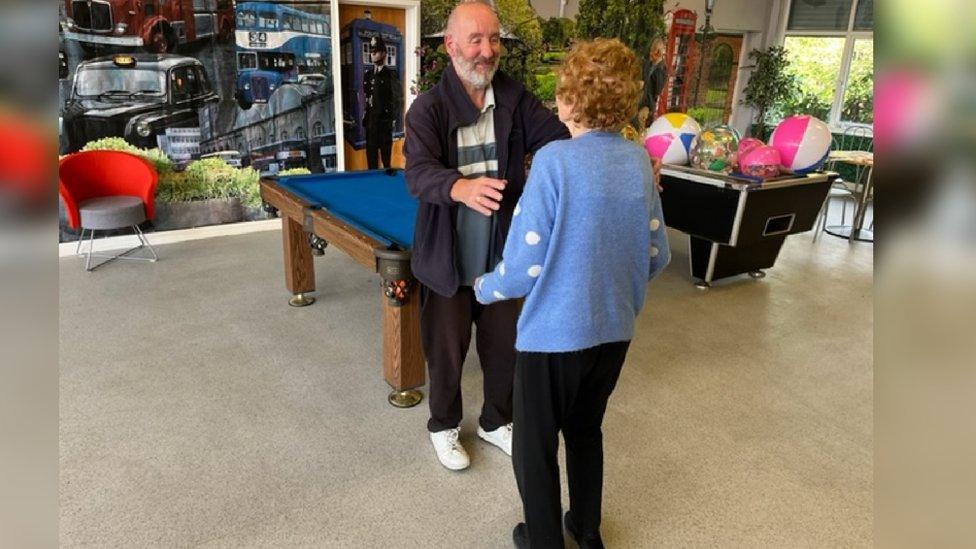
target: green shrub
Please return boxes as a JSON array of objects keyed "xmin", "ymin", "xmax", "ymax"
[
  {"xmin": 535, "ymin": 72, "xmax": 557, "ymax": 102},
  {"xmin": 278, "ymin": 168, "xmax": 311, "ymax": 176},
  {"xmin": 81, "ymin": 138, "xmax": 173, "ymax": 175},
  {"xmin": 542, "ymin": 51, "xmax": 566, "ymax": 63},
  {"xmin": 79, "ymin": 138, "xmax": 265, "ymax": 207},
  {"xmin": 81, "ymin": 137, "xmax": 138, "ymax": 152}
]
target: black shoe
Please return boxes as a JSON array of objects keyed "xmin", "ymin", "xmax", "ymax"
[
  {"xmin": 513, "ymin": 522, "xmax": 529, "ymax": 549},
  {"xmin": 564, "ymin": 511, "xmax": 605, "ymax": 549}
]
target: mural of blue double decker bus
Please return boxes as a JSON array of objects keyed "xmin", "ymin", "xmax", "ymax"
[
  {"xmin": 340, "ymin": 18, "xmax": 404, "ymax": 149},
  {"xmin": 234, "ymin": 1, "xmax": 330, "ymax": 109}
]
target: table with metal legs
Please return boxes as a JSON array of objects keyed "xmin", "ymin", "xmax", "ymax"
[{"xmin": 824, "ymin": 151, "xmax": 874, "ymax": 242}]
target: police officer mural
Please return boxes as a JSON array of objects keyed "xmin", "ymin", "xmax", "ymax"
[
  {"xmin": 362, "ymin": 35, "xmax": 402, "ymax": 169},
  {"xmin": 339, "ymin": 7, "xmax": 406, "ymax": 170}
]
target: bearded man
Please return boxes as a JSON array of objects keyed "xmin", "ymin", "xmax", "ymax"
[{"xmin": 403, "ymin": 0, "xmax": 569, "ymax": 471}]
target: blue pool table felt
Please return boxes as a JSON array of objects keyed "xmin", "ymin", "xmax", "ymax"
[{"xmin": 276, "ymin": 170, "xmax": 418, "ymax": 249}]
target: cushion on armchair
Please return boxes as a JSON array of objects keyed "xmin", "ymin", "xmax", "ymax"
[{"xmin": 78, "ymin": 195, "xmax": 147, "ymax": 230}]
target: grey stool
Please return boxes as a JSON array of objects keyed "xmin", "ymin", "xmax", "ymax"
[{"xmin": 76, "ymin": 195, "xmax": 158, "ymax": 271}]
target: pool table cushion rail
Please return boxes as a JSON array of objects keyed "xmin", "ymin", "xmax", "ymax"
[{"xmin": 261, "ymin": 178, "xmax": 406, "ymax": 274}]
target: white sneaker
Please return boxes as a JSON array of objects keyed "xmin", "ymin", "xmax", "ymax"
[
  {"xmin": 430, "ymin": 427, "xmax": 470, "ymax": 470},
  {"xmin": 477, "ymin": 423, "xmax": 513, "ymax": 456}
]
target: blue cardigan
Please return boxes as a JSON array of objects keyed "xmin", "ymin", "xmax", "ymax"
[{"xmin": 474, "ymin": 131, "xmax": 670, "ymax": 352}]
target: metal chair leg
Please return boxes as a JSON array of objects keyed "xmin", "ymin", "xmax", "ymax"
[
  {"xmin": 85, "ymin": 228, "xmax": 96, "ymax": 271},
  {"xmin": 813, "ymin": 196, "xmax": 830, "ymax": 242},
  {"xmin": 75, "ymin": 229, "xmax": 87, "ymax": 255},
  {"xmin": 82, "ymin": 225, "xmax": 158, "ymax": 271},
  {"xmin": 134, "ymin": 224, "xmax": 158, "ymax": 261}
]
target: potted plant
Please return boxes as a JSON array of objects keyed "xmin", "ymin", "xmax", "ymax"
[{"xmin": 740, "ymin": 46, "xmax": 797, "ymax": 138}]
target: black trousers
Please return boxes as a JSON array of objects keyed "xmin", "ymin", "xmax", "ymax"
[
  {"xmin": 513, "ymin": 341, "xmax": 630, "ymax": 548},
  {"xmin": 420, "ymin": 285, "xmax": 518, "ymax": 433},
  {"xmin": 365, "ymin": 119, "xmax": 393, "ymax": 169}
]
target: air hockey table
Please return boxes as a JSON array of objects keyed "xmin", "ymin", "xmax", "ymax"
[{"xmin": 659, "ymin": 164, "xmax": 837, "ymax": 289}]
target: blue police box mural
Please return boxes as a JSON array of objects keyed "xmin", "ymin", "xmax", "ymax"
[{"xmin": 340, "ymin": 17, "xmax": 404, "ymax": 153}]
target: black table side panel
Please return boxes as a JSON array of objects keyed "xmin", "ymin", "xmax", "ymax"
[
  {"xmin": 660, "ymin": 176, "xmax": 739, "ymax": 244},
  {"xmin": 733, "ymin": 180, "xmax": 832, "ymax": 245},
  {"xmin": 689, "ymin": 235, "xmax": 788, "ymax": 281}
]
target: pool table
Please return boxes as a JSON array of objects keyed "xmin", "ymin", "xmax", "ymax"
[
  {"xmin": 660, "ymin": 164, "xmax": 837, "ymax": 289},
  {"xmin": 260, "ymin": 169, "xmax": 424, "ymax": 408}
]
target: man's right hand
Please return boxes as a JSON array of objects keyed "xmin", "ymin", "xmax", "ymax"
[{"xmin": 450, "ymin": 176, "xmax": 507, "ymax": 216}]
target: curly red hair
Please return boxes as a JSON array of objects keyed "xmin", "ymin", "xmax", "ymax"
[{"xmin": 555, "ymin": 38, "xmax": 642, "ymax": 132}]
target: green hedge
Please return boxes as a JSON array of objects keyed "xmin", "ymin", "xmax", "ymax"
[
  {"xmin": 535, "ymin": 72, "xmax": 557, "ymax": 103},
  {"xmin": 79, "ymin": 138, "xmax": 270, "ymax": 208}
]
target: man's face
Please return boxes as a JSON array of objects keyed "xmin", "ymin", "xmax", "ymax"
[
  {"xmin": 651, "ymin": 42, "xmax": 666, "ymax": 62},
  {"xmin": 371, "ymin": 48, "xmax": 386, "ymax": 65},
  {"xmin": 444, "ymin": 6, "xmax": 501, "ymax": 89}
]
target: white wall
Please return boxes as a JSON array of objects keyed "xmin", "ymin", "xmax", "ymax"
[
  {"xmin": 663, "ymin": 0, "xmax": 773, "ymax": 33},
  {"xmin": 531, "ymin": 0, "xmax": 579, "ymax": 20}
]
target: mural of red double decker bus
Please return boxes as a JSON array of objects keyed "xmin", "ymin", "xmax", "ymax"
[{"xmin": 63, "ymin": 0, "xmax": 233, "ymax": 53}]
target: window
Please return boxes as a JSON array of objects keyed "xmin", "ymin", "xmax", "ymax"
[
  {"xmin": 783, "ymin": 0, "xmax": 873, "ymax": 127},
  {"xmin": 841, "ymin": 38, "xmax": 873, "ymax": 124},
  {"xmin": 171, "ymin": 66, "xmax": 198, "ymax": 102},
  {"xmin": 258, "ymin": 11, "xmax": 277, "ymax": 29},
  {"xmin": 787, "ymin": 0, "xmax": 852, "ymax": 31},
  {"xmin": 195, "ymin": 67, "xmax": 212, "ymax": 96},
  {"xmin": 362, "ymin": 42, "xmax": 371, "ymax": 65},
  {"xmin": 238, "ymin": 52, "xmax": 257, "ymax": 70},
  {"xmin": 386, "ymin": 45, "xmax": 397, "ymax": 66}
]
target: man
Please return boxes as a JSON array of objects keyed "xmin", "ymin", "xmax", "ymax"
[
  {"xmin": 363, "ymin": 35, "xmax": 401, "ymax": 169},
  {"xmin": 637, "ymin": 37, "xmax": 668, "ymax": 130},
  {"xmin": 403, "ymin": 0, "xmax": 570, "ymax": 471}
]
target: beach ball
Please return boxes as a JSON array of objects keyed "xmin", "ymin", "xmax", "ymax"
[
  {"xmin": 738, "ymin": 145, "xmax": 781, "ymax": 180},
  {"xmin": 768, "ymin": 115, "xmax": 832, "ymax": 174},
  {"xmin": 643, "ymin": 113, "xmax": 701, "ymax": 165},
  {"xmin": 735, "ymin": 137, "xmax": 765, "ymax": 167},
  {"xmin": 690, "ymin": 125, "xmax": 739, "ymax": 172}
]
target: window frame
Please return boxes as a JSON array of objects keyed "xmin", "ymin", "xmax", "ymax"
[{"xmin": 781, "ymin": 0, "xmax": 873, "ymax": 130}]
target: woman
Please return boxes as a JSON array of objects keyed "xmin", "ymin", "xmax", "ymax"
[{"xmin": 475, "ymin": 38, "xmax": 670, "ymax": 548}]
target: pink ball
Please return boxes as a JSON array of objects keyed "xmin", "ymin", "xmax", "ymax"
[
  {"xmin": 734, "ymin": 138, "xmax": 765, "ymax": 168},
  {"xmin": 738, "ymin": 145, "xmax": 781, "ymax": 180},
  {"xmin": 768, "ymin": 115, "xmax": 831, "ymax": 174}
]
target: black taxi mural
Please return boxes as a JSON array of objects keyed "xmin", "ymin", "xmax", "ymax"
[{"xmin": 62, "ymin": 54, "xmax": 218, "ymax": 152}]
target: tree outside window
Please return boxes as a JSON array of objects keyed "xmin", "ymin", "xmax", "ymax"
[{"xmin": 780, "ymin": 0, "xmax": 872, "ymax": 128}]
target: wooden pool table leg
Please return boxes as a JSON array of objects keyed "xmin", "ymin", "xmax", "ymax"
[
  {"xmin": 282, "ymin": 216, "xmax": 316, "ymax": 307},
  {"xmin": 382, "ymin": 289, "xmax": 425, "ymax": 407}
]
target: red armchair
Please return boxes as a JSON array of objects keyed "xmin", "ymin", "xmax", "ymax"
[{"xmin": 59, "ymin": 150, "xmax": 159, "ymax": 270}]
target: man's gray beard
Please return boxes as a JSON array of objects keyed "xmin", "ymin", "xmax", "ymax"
[{"xmin": 451, "ymin": 50, "xmax": 499, "ymax": 89}]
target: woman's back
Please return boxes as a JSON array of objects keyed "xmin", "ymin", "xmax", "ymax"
[{"xmin": 509, "ymin": 131, "xmax": 659, "ymax": 352}]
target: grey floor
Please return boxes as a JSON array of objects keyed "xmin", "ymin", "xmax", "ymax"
[{"xmin": 60, "ymin": 210, "xmax": 873, "ymax": 547}]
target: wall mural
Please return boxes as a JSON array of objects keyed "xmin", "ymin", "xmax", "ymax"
[
  {"xmin": 58, "ymin": 0, "xmax": 338, "ymax": 176},
  {"xmin": 338, "ymin": 5, "xmax": 406, "ymax": 171}
]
